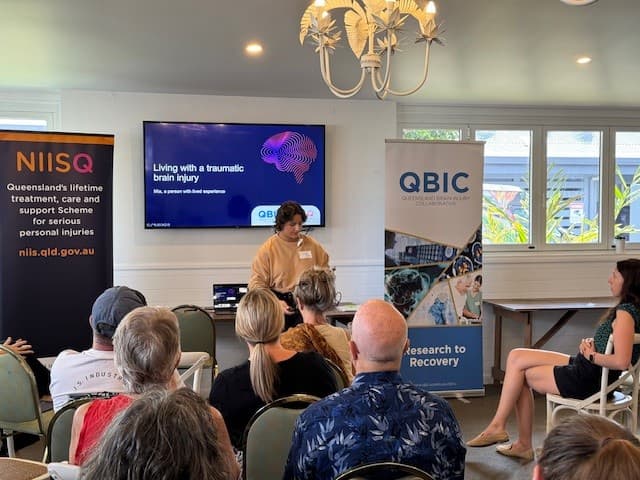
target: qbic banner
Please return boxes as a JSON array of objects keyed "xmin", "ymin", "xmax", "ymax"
[{"xmin": 385, "ymin": 140, "xmax": 485, "ymax": 395}]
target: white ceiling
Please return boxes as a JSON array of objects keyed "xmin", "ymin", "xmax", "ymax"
[{"xmin": 2, "ymin": 0, "xmax": 639, "ymax": 106}]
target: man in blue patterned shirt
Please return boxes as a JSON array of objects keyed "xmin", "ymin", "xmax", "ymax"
[{"xmin": 283, "ymin": 299, "xmax": 466, "ymax": 480}]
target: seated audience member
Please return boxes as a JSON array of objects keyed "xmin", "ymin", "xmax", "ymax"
[
  {"xmin": 280, "ymin": 267, "xmax": 353, "ymax": 382},
  {"xmin": 283, "ymin": 299, "xmax": 466, "ymax": 480},
  {"xmin": 68, "ymin": 306, "xmax": 239, "ymax": 477},
  {"xmin": 2, "ymin": 336, "xmax": 50, "ymax": 398},
  {"xmin": 468, "ymin": 259, "xmax": 640, "ymax": 461},
  {"xmin": 49, "ymin": 286, "xmax": 147, "ymax": 411},
  {"xmin": 209, "ymin": 289, "xmax": 338, "ymax": 450},
  {"xmin": 81, "ymin": 388, "xmax": 234, "ymax": 480},
  {"xmin": 535, "ymin": 414, "xmax": 640, "ymax": 480}
]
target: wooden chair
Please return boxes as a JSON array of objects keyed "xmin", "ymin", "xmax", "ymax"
[
  {"xmin": 242, "ymin": 394, "xmax": 319, "ymax": 480},
  {"xmin": 546, "ymin": 333, "xmax": 640, "ymax": 432},
  {"xmin": 0, "ymin": 457, "xmax": 49, "ymax": 480},
  {"xmin": 0, "ymin": 345, "xmax": 54, "ymax": 461}
]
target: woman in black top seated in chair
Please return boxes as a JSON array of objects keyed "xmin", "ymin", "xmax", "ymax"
[
  {"xmin": 468, "ymin": 258, "xmax": 640, "ymax": 462},
  {"xmin": 209, "ymin": 288, "xmax": 338, "ymax": 449}
]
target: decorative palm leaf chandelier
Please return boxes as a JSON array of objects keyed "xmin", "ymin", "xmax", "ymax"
[{"xmin": 299, "ymin": 0, "xmax": 444, "ymax": 100}]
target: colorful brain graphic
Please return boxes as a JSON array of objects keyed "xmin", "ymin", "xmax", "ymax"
[{"xmin": 260, "ymin": 131, "xmax": 317, "ymax": 184}]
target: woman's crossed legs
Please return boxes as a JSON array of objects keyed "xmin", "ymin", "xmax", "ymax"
[{"xmin": 469, "ymin": 348, "xmax": 570, "ymax": 454}]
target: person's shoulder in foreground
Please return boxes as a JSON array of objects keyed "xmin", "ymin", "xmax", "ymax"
[{"xmin": 283, "ymin": 298, "xmax": 466, "ymax": 480}]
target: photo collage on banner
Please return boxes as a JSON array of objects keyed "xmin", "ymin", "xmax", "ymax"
[
  {"xmin": 385, "ymin": 228, "xmax": 483, "ymax": 325},
  {"xmin": 385, "ymin": 140, "xmax": 485, "ymax": 396}
]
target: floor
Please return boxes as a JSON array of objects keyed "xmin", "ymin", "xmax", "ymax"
[{"xmin": 12, "ymin": 322, "xmax": 546, "ymax": 479}]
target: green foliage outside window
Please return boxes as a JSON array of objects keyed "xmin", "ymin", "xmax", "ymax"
[
  {"xmin": 483, "ymin": 165, "xmax": 640, "ymax": 244},
  {"xmin": 402, "ymin": 129, "xmax": 461, "ymax": 141}
]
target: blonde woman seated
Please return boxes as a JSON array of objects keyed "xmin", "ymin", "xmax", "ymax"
[
  {"xmin": 82, "ymin": 388, "xmax": 231, "ymax": 480},
  {"xmin": 209, "ymin": 289, "xmax": 338, "ymax": 449},
  {"xmin": 280, "ymin": 267, "xmax": 353, "ymax": 383},
  {"xmin": 69, "ymin": 306, "xmax": 239, "ymax": 478},
  {"xmin": 535, "ymin": 414, "xmax": 640, "ymax": 480}
]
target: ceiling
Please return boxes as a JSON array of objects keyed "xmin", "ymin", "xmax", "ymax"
[{"xmin": 2, "ymin": 0, "xmax": 639, "ymax": 106}]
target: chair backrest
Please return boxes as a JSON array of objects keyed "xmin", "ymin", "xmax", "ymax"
[
  {"xmin": 172, "ymin": 304, "xmax": 217, "ymax": 370},
  {"xmin": 242, "ymin": 394, "xmax": 319, "ymax": 480},
  {"xmin": 546, "ymin": 333, "xmax": 640, "ymax": 432},
  {"xmin": 598, "ymin": 333, "xmax": 640, "ymax": 420},
  {"xmin": 333, "ymin": 461, "xmax": 435, "ymax": 480},
  {"xmin": 45, "ymin": 398, "xmax": 92, "ymax": 463},
  {"xmin": 178, "ymin": 351, "xmax": 210, "ymax": 394},
  {"xmin": 324, "ymin": 357, "xmax": 349, "ymax": 390},
  {"xmin": 48, "ymin": 462, "xmax": 81, "ymax": 480},
  {"xmin": 0, "ymin": 345, "xmax": 46, "ymax": 433}
]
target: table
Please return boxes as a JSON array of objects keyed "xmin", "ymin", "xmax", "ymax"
[
  {"xmin": 485, "ymin": 297, "xmax": 615, "ymax": 385},
  {"xmin": 204, "ymin": 306, "xmax": 357, "ymax": 326},
  {"xmin": 326, "ymin": 308, "xmax": 357, "ymax": 327},
  {"xmin": 0, "ymin": 458, "xmax": 48, "ymax": 480}
]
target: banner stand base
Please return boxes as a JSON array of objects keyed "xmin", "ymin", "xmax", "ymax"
[{"xmin": 435, "ymin": 388, "xmax": 485, "ymax": 399}]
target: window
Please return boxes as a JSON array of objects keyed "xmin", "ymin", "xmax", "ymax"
[
  {"xmin": 476, "ymin": 130, "xmax": 532, "ymax": 245},
  {"xmin": 545, "ymin": 131, "xmax": 601, "ymax": 244},
  {"xmin": 615, "ymin": 131, "xmax": 640, "ymax": 243},
  {"xmin": 400, "ymin": 107, "xmax": 640, "ymax": 251},
  {"xmin": 0, "ymin": 91, "xmax": 59, "ymax": 133},
  {"xmin": 401, "ymin": 128, "xmax": 462, "ymax": 141},
  {"xmin": 0, "ymin": 118, "xmax": 48, "ymax": 130}
]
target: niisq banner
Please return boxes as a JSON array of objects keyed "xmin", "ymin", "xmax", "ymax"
[
  {"xmin": 0, "ymin": 131, "xmax": 114, "ymax": 355},
  {"xmin": 385, "ymin": 140, "xmax": 485, "ymax": 396}
]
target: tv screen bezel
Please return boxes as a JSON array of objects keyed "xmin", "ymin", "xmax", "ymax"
[{"xmin": 143, "ymin": 121, "xmax": 326, "ymax": 229}]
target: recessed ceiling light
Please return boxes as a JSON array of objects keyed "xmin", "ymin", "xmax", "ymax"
[
  {"xmin": 560, "ymin": 0, "xmax": 598, "ymax": 5},
  {"xmin": 245, "ymin": 43, "xmax": 263, "ymax": 56},
  {"xmin": 576, "ymin": 56, "xmax": 592, "ymax": 64}
]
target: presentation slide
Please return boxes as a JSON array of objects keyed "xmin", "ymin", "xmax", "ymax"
[{"xmin": 144, "ymin": 122, "xmax": 325, "ymax": 228}]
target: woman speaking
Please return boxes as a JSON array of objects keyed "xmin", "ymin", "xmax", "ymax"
[{"xmin": 249, "ymin": 201, "xmax": 329, "ymax": 329}]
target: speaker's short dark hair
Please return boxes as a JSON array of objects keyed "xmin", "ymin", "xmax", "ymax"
[{"xmin": 275, "ymin": 201, "xmax": 307, "ymax": 232}]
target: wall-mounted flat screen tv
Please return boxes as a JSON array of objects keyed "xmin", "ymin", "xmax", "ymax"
[{"xmin": 143, "ymin": 122, "xmax": 325, "ymax": 228}]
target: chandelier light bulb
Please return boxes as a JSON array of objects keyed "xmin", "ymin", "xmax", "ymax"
[{"xmin": 426, "ymin": 1, "xmax": 436, "ymax": 14}]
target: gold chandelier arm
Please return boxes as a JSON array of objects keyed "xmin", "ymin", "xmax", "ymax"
[
  {"xmin": 383, "ymin": 39, "xmax": 432, "ymax": 97},
  {"xmin": 319, "ymin": 46, "xmax": 368, "ymax": 98},
  {"xmin": 370, "ymin": 39, "xmax": 394, "ymax": 95},
  {"xmin": 373, "ymin": 68, "xmax": 389, "ymax": 100}
]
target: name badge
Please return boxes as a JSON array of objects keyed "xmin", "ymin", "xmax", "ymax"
[{"xmin": 299, "ymin": 250, "xmax": 312, "ymax": 259}]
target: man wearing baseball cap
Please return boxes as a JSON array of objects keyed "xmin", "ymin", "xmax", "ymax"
[{"xmin": 49, "ymin": 286, "xmax": 147, "ymax": 411}]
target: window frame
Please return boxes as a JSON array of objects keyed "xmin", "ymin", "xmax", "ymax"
[
  {"xmin": 398, "ymin": 105, "xmax": 639, "ymax": 253},
  {"xmin": 0, "ymin": 91, "xmax": 60, "ymax": 131}
]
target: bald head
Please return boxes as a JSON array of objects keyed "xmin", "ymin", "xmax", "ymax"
[{"xmin": 350, "ymin": 299, "xmax": 408, "ymax": 372}]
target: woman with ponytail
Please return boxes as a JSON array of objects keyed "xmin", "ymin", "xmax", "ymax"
[
  {"xmin": 535, "ymin": 413, "xmax": 640, "ymax": 480},
  {"xmin": 209, "ymin": 288, "xmax": 338, "ymax": 450}
]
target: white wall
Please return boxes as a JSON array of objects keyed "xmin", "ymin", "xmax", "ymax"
[{"xmin": 60, "ymin": 90, "xmax": 396, "ymax": 306}]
